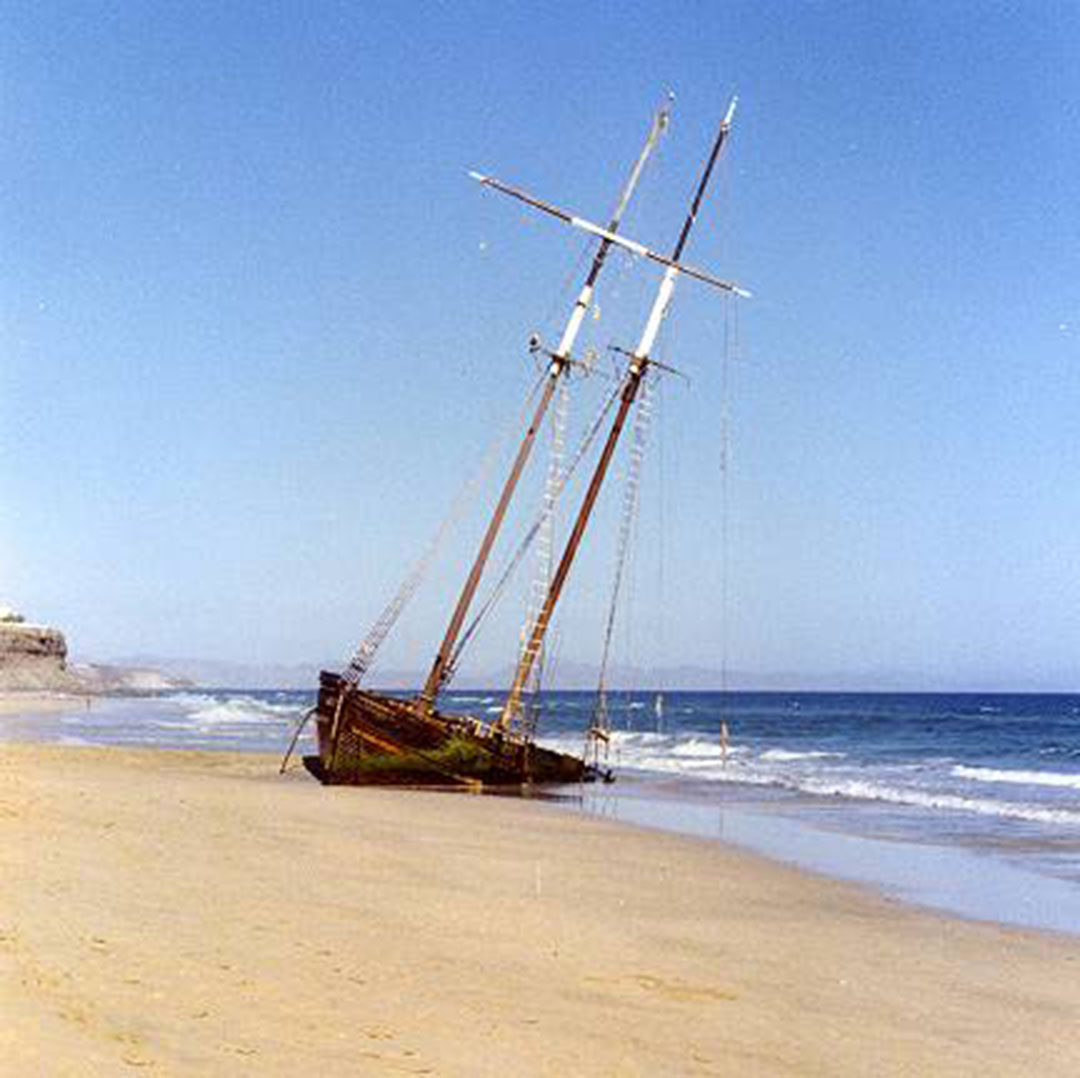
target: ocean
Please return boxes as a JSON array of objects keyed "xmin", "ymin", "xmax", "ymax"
[{"xmin": 6, "ymin": 688, "xmax": 1079, "ymax": 934}]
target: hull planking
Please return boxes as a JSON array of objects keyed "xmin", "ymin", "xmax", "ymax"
[{"xmin": 304, "ymin": 672, "xmax": 600, "ymax": 788}]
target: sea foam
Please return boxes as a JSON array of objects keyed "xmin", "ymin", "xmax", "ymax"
[{"xmin": 952, "ymin": 765, "xmax": 1080, "ymax": 791}]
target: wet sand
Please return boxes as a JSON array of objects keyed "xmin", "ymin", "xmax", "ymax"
[
  {"xmin": 2, "ymin": 742, "xmax": 1078, "ymax": 1076},
  {"xmin": 0, "ymin": 691, "xmax": 89, "ymax": 716}
]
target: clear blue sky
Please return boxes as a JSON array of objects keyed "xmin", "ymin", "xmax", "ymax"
[{"xmin": 3, "ymin": 2, "xmax": 1078, "ymax": 689}]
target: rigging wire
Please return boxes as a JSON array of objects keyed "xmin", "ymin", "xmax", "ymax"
[
  {"xmin": 653, "ymin": 292, "xmax": 685, "ymax": 724},
  {"xmin": 340, "ymin": 369, "xmax": 548, "ymax": 687},
  {"xmin": 719, "ymin": 292, "xmax": 736, "ymax": 705},
  {"xmin": 721, "ymin": 293, "xmax": 738, "ymax": 699},
  {"xmin": 521, "ymin": 374, "xmax": 569, "ymax": 738},
  {"xmin": 588, "ymin": 372, "xmax": 656, "ymax": 762},
  {"xmin": 709, "ymin": 122, "xmax": 738, "ymax": 717},
  {"xmin": 655, "ymin": 366, "xmax": 667, "ymax": 729},
  {"xmin": 443, "ymin": 375, "xmax": 625, "ymax": 685}
]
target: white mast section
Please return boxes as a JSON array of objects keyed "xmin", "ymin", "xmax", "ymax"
[{"xmin": 551, "ymin": 101, "xmax": 670, "ymax": 359}]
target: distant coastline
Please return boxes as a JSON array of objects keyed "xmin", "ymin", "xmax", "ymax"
[{"xmin": 87, "ymin": 653, "xmax": 1080, "ymax": 695}]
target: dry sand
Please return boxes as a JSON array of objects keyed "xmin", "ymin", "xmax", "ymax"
[{"xmin": 2, "ymin": 741, "xmax": 1078, "ymax": 1077}]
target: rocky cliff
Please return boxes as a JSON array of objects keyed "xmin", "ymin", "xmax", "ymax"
[
  {"xmin": 0, "ymin": 612, "xmax": 82, "ymax": 691},
  {"xmin": 0, "ymin": 606, "xmax": 192, "ymax": 693}
]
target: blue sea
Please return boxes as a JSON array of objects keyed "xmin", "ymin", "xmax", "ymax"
[{"xmin": 5, "ymin": 688, "xmax": 1079, "ymax": 934}]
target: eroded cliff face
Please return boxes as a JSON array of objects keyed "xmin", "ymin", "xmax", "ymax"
[
  {"xmin": 0, "ymin": 606, "xmax": 195, "ymax": 693},
  {"xmin": 0, "ymin": 620, "xmax": 81, "ymax": 691}
]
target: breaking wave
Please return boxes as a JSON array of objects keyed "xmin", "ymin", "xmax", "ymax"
[
  {"xmin": 790, "ymin": 776, "xmax": 1080, "ymax": 827},
  {"xmin": 952, "ymin": 765, "xmax": 1080, "ymax": 791},
  {"xmin": 179, "ymin": 694, "xmax": 304, "ymax": 729},
  {"xmin": 538, "ymin": 726, "xmax": 1080, "ymax": 830},
  {"xmin": 760, "ymin": 748, "xmax": 845, "ymax": 762}
]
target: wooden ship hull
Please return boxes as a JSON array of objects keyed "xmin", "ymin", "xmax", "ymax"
[{"xmin": 303, "ymin": 672, "xmax": 597, "ymax": 787}]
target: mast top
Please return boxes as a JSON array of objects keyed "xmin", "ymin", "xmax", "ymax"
[{"xmin": 469, "ymin": 94, "xmax": 748, "ymax": 300}]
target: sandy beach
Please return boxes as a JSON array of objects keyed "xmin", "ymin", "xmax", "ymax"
[
  {"xmin": 0, "ymin": 692, "xmax": 89, "ymax": 716},
  {"xmin": 0, "ymin": 742, "xmax": 1076, "ymax": 1076}
]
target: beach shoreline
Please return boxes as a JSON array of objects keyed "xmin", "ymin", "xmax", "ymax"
[
  {"xmin": 5, "ymin": 687, "xmax": 1079, "ymax": 937},
  {"xmin": 0, "ymin": 690, "xmax": 91, "ymax": 716},
  {"xmin": 2, "ymin": 742, "xmax": 1078, "ymax": 1075},
  {"xmin": 547, "ymin": 778, "xmax": 1080, "ymax": 936}
]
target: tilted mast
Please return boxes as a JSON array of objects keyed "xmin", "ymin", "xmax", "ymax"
[
  {"xmin": 499, "ymin": 97, "xmax": 740, "ymax": 731},
  {"xmin": 418, "ymin": 102, "xmax": 671, "ymax": 709}
]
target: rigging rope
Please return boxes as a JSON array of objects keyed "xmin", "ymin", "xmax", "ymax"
[
  {"xmin": 589, "ymin": 372, "xmax": 656, "ymax": 759},
  {"xmin": 719, "ymin": 292, "xmax": 737, "ymax": 702},
  {"xmin": 442, "ymin": 375, "xmax": 625, "ymax": 688},
  {"xmin": 521, "ymin": 374, "xmax": 568, "ymax": 739},
  {"xmin": 340, "ymin": 370, "xmax": 547, "ymax": 687},
  {"xmin": 655, "ymin": 372, "xmax": 667, "ymax": 728}
]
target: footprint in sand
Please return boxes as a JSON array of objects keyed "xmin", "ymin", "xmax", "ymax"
[
  {"xmin": 586, "ymin": 972, "xmax": 737, "ymax": 1003},
  {"xmin": 630, "ymin": 973, "xmax": 737, "ymax": 1002}
]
